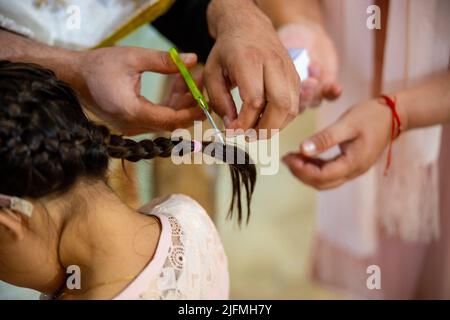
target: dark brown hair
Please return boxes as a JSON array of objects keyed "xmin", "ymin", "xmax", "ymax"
[{"xmin": 0, "ymin": 60, "xmax": 256, "ymax": 223}]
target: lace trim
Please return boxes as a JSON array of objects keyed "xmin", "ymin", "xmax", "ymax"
[{"xmin": 140, "ymin": 215, "xmax": 187, "ymax": 300}]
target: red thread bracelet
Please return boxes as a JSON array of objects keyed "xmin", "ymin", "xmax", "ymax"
[{"xmin": 379, "ymin": 95, "xmax": 402, "ymax": 175}]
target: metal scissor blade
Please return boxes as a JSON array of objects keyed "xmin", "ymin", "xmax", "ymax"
[{"xmin": 198, "ymin": 99, "xmax": 225, "ymax": 145}]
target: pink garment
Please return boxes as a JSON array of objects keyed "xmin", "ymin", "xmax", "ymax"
[
  {"xmin": 312, "ymin": 0, "xmax": 450, "ymax": 299},
  {"xmin": 114, "ymin": 194, "xmax": 229, "ymax": 300}
]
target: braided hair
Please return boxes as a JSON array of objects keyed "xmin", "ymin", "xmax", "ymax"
[{"xmin": 0, "ymin": 61, "xmax": 256, "ymax": 223}]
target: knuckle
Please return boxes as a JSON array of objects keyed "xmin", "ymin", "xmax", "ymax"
[
  {"xmin": 244, "ymin": 96, "xmax": 265, "ymax": 110},
  {"xmin": 287, "ymin": 105, "xmax": 299, "ymax": 117},
  {"xmin": 272, "ymin": 95, "xmax": 293, "ymax": 112},
  {"xmin": 268, "ymin": 50, "xmax": 285, "ymax": 66},
  {"xmin": 314, "ymin": 130, "xmax": 334, "ymax": 151},
  {"xmin": 159, "ymin": 53, "xmax": 172, "ymax": 69}
]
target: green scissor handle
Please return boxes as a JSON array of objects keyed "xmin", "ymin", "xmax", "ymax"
[{"xmin": 168, "ymin": 47, "xmax": 209, "ymax": 111}]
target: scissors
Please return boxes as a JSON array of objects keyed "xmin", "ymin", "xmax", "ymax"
[{"xmin": 168, "ymin": 48, "xmax": 225, "ymax": 144}]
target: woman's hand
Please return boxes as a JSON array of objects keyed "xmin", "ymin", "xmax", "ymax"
[
  {"xmin": 283, "ymin": 99, "xmax": 394, "ymax": 190},
  {"xmin": 278, "ymin": 22, "xmax": 342, "ymax": 110}
]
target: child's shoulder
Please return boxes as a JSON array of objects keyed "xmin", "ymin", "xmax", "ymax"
[{"xmin": 139, "ymin": 194, "xmax": 213, "ymax": 230}]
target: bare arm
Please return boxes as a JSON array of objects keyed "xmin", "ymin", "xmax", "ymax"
[
  {"xmin": 284, "ymin": 72, "xmax": 450, "ymax": 190},
  {"xmin": 398, "ymin": 72, "xmax": 450, "ymax": 130},
  {"xmin": 255, "ymin": 0, "xmax": 324, "ymax": 29},
  {"xmin": 0, "ymin": 30, "xmax": 80, "ymax": 87},
  {"xmin": 0, "ymin": 30, "xmax": 205, "ymax": 134}
]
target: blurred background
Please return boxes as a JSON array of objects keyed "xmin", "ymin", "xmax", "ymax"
[{"xmin": 0, "ymin": 25, "xmax": 342, "ymax": 300}]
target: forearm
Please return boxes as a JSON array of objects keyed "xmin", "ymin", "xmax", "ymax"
[
  {"xmin": 397, "ymin": 72, "xmax": 450, "ymax": 131},
  {"xmin": 255, "ymin": 0, "xmax": 324, "ymax": 29},
  {"xmin": 0, "ymin": 30, "xmax": 81, "ymax": 86},
  {"xmin": 207, "ymin": 0, "xmax": 271, "ymax": 39}
]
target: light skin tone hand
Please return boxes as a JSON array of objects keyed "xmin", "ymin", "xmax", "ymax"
[
  {"xmin": 283, "ymin": 72, "xmax": 450, "ymax": 190},
  {"xmin": 283, "ymin": 99, "xmax": 393, "ymax": 190},
  {"xmin": 205, "ymin": 0, "xmax": 301, "ymax": 138},
  {"xmin": 162, "ymin": 65, "xmax": 205, "ymax": 112},
  {"xmin": 278, "ymin": 23, "xmax": 342, "ymax": 109},
  {"xmin": 74, "ymin": 47, "xmax": 206, "ymax": 135},
  {"xmin": 257, "ymin": 0, "xmax": 342, "ymax": 109},
  {"xmin": 0, "ymin": 30, "xmax": 205, "ymax": 135}
]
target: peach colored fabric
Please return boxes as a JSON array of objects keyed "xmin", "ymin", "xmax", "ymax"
[
  {"xmin": 312, "ymin": 0, "xmax": 450, "ymax": 299},
  {"xmin": 114, "ymin": 195, "xmax": 229, "ymax": 300}
]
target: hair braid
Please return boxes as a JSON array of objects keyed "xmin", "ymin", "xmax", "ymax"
[
  {"xmin": 106, "ymin": 135, "xmax": 185, "ymax": 162},
  {"xmin": 0, "ymin": 60, "xmax": 256, "ymax": 224}
]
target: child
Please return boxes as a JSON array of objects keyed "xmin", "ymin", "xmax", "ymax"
[{"xmin": 0, "ymin": 60, "xmax": 256, "ymax": 299}]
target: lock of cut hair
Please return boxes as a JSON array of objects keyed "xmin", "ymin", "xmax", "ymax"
[{"xmin": 0, "ymin": 60, "xmax": 256, "ymax": 223}]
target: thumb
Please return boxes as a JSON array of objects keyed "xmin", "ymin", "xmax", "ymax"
[
  {"xmin": 134, "ymin": 48, "xmax": 197, "ymax": 74},
  {"xmin": 301, "ymin": 120, "xmax": 355, "ymax": 157}
]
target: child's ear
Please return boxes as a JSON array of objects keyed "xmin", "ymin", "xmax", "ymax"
[{"xmin": 0, "ymin": 209, "xmax": 27, "ymax": 241}]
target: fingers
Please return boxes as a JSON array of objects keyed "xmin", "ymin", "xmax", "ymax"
[
  {"xmin": 300, "ymin": 119, "xmax": 357, "ymax": 157},
  {"xmin": 165, "ymin": 70, "xmax": 203, "ymax": 110},
  {"xmin": 299, "ymin": 79, "xmax": 342, "ymax": 110},
  {"xmin": 253, "ymin": 59, "xmax": 300, "ymax": 138},
  {"xmin": 283, "ymin": 153, "xmax": 351, "ymax": 190},
  {"xmin": 133, "ymin": 96, "xmax": 205, "ymax": 133},
  {"xmin": 204, "ymin": 62, "xmax": 237, "ymax": 127},
  {"xmin": 131, "ymin": 47, "xmax": 198, "ymax": 74},
  {"xmin": 283, "ymin": 117, "xmax": 362, "ymax": 189},
  {"xmin": 299, "ymin": 78, "xmax": 321, "ymax": 109},
  {"xmin": 170, "ymin": 92, "xmax": 200, "ymax": 110},
  {"xmin": 227, "ymin": 61, "xmax": 265, "ymax": 131},
  {"xmin": 322, "ymin": 83, "xmax": 342, "ymax": 100},
  {"xmin": 298, "ymin": 63, "xmax": 342, "ymax": 108}
]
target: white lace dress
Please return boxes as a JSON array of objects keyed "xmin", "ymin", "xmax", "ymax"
[{"xmin": 113, "ymin": 194, "xmax": 229, "ymax": 300}]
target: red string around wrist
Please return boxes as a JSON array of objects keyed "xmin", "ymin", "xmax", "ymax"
[{"xmin": 379, "ymin": 94, "xmax": 402, "ymax": 175}]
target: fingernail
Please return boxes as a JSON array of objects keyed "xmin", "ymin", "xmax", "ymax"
[
  {"xmin": 180, "ymin": 53, "xmax": 196, "ymax": 64},
  {"xmin": 170, "ymin": 93, "xmax": 180, "ymax": 105},
  {"xmin": 302, "ymin": 140, "xmax": 316, "ymax": 155},
  {"xmin": 309, "ymin": 65, "xmax": 321, "ymax": 78},
  {"xmin": 223, "ymin": 116, "xmax": 231, "ymax": 127}
]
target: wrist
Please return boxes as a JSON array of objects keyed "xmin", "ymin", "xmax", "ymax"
[
  {"xmin": 55, "ymin": 49, "xmax": 84, "ymax": 88},
  {"xmin": 207, "ymin": 0, "xmax": 268, "ymax": 39},
  {"xmin": 395, "ymin": 91, "xmax": 409, "ymax": 132}
]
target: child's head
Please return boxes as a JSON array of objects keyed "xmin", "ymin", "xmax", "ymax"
[{"xmin": 0, "ymin": 60, "xmax": 256, "ymax": 292}]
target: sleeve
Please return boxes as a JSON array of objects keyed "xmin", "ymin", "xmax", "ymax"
[
  {"xmin": 154, "ymin": 194, "xmax": 229, "ymax": 299},
  {"xmin": 151, "ymin": 0, "xmax": 215, "ymax": 63}
]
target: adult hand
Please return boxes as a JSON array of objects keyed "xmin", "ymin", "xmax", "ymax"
[
  {"xmin": 205, "ymin": 0, "xmax": 301, "ymax": 138},
  {"xmin": 74, "ymin": 47, "xmax": 205, "ymax": 135},
  {"xmin": 278, "ymin": 22, "xmax": 341, "ymax": 110},
  {"xmin": 162, "ymin": 65, "xmax": 206, "ymax": 113},
  {"xmin": 283, "ymin": 99, "xmax": 394, "ymax": 190}
]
